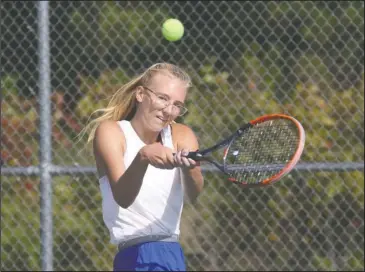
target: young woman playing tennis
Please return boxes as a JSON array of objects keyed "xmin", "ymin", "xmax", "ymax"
[{"xmin": 82, "ymin": 63, "xmax": 204, "ymax": 271}]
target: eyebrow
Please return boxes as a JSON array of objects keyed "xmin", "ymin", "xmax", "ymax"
[{"xmin": 155, "ymin": 91, "xmax": 185, "ymax": 106}]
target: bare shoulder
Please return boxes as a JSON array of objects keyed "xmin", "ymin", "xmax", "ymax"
[
  {"xmin": 93, "ymin": 120, "xmax": 126, "ymax": 177},
  {"xmin": 95, "ymin": 119, "xmax": 122, "ymax": 132},
  {"xmin": 171, "ymin": 122, "xmax": 196, "ymax": 137},
  {"xmin": 170, "ymin": 122, "xmax": 199, "ymax": 150},
  {"xmin": 94, "ymin": 120, "xmax": 126, "ymax": 152}
]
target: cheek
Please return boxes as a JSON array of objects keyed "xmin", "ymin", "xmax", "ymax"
[
  {"xmin": 140, "ymin": 101, "xmax": 159, "ymax": 117},
  {"xmin": 135, "ymin": 101, "xmax": 151, "ymax": 118},
  {"xmin": 139, "ymin": 98, "xmax": 153, "ymax": 110}
]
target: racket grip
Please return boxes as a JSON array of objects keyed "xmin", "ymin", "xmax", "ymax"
[
  {"xmin": 186, "ymin": 151, "xmax": 201, "ymax": 160},
  {"xmin": 172, "ymin": 151, "xmax": 204, "ymax": 161}
]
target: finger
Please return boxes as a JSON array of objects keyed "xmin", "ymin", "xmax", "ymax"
[
  {"xmin": 181, "ymin": 149, "xmax": 192, "ymax": 167},
  {"xmin": 182, "ymin": 158, "xmax": 197, "ymax": 169},
  {"xmin": 181, "ymin": 156, "xmax": 191, "ymax": 168},
  {"xmin": 165, "ymin": 152, "xmax": 176, "ymax": 169},
  {"xmin": 153, "ymin": 155, "xmax": 173, "ymax": 169},
  {"xmin": 176, "ymin": 149, "xmax": 190, "ymax": 167},
  {"xmin": 181, "ymin": 149, "xmax": 189, "ymax": 158},
  {"xmin": 175, "ymin": 150, "xmax": 183, "ymax": 166},
  {"xmin": 187, "ymin": 158, "xmax": 197, "ymax": 167},
  {"xmin": 152, "ymin": 161, "xmax": 167, "ymax": 169}
]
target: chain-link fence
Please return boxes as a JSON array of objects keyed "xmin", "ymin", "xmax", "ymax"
[{"xmin": 1, "ymin": 1, "xmax": 364, "ymax": 271}]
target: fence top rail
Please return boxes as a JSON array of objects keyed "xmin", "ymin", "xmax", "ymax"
[{"xmin": 1, "ymin": 162, "xmax": 364, "ymax": 176}]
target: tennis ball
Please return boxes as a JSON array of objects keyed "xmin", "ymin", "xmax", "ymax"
[{"xmin": 162, "ymin": 18, "xmax": 184, "ymax": 42}]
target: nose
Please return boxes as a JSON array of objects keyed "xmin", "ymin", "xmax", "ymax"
[{"xmin": 161, "ymin": 103, "xmax": 174, "ymax": 115}]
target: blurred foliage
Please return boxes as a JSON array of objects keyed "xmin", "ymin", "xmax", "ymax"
[
  {"xmin": 2, "ymin": 1, "xmax": 364, "ymax": 271},
  {"xmin": 75, "ymin": 68, "xmax": 130, "ymax": 121},
  {"xmin": 180, "ymin": 52, "xmax": 364, "ymax": 271}
]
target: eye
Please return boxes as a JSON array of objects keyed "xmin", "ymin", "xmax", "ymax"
[
  {"xmin": 157, "ymin": 95, "xmax": 169, "ymax": 102},
  {"xmin": 173, "ymin": 101, "xmax": 185, "ymax": 107}
]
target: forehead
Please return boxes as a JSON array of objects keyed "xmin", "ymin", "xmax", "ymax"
[{"xmin": 148, "ymin": 72, "xmax": 188, "ymax": 99}]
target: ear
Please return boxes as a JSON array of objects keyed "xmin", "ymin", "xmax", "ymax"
[{"xmin": 135, "ymin": 86, "xmax": 144, "ymax": 103}]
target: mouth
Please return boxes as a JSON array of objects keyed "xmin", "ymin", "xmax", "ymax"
[{"xmin": 157, "ymin": 116, "xmax": 169, "ymax": 122}]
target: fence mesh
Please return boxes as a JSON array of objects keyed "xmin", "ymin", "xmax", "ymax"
[{"xmin": 1, "ymin": 1, "xmax": 364, "ymax": 271}]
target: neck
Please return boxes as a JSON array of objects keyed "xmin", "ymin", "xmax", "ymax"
[{"xmin": 130, "ymin": 116, "xmax": 161, "ymax": 145}]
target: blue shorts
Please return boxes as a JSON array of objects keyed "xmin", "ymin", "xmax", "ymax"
[{"xmin": 113, "ymin": 241, "xmax": 186, "ymax": 271}]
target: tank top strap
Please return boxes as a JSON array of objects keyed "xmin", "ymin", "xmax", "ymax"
[
  {"xmin": 160, "ymin": 124, "xmax": 174, "ymax": 149},
  {"xmin": 117, "ymin": 120, "xmax": 145, "ymax": 146}
]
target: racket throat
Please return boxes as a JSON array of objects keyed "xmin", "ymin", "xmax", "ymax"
[
  {"xmin": 204, "ymin": 157, "xmax": 228, "ymax": 174},
  {"xmin": 188, "ymin": 152, "xmax": 227, "ymax": 173}
]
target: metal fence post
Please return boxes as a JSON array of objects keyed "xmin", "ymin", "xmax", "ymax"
[{"xmin": 38, "ymin": 1, "xmax": 52, "ymax": 270}]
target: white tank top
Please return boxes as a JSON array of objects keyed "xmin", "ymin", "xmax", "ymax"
[{"xmin": 98, "ymin": 120, "xmax": 184, "ymax": 244}]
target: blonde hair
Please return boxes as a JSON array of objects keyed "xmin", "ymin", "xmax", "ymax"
[{"xmin": 78, "ymin": 63, "xmax": 192, "ymax": 145}]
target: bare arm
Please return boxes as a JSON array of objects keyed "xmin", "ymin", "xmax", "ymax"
[
  {"xmin": 93, "ymin": 121, "xmax": 177, "ymax": 208},
  {"xmin": 171, "ymin": 123, "xmax": 204, "ymax": 203},
  {"xmin": 93, "ymin": 121, "xmax": 148, "ymax": 208},
  {"xmin": 180, "ymin": 164, "xmax": 204, "ymax": 203}
]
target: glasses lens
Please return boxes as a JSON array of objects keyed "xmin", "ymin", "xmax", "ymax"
[
  {"xmin": 178, "ymin": 106, "xmax": 188, "ymax": 116},
  {"xmin": 145, "ymin": 86, "xmax": 188, "ymax": 116},
  {"xmin": 155, "ymin": 96, "xmax": 169, "ymax": 108}
]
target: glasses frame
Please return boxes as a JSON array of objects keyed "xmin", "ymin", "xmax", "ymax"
[{"xmin": 141, "ymin": 86, "xmax": 188, "ymax": 116}]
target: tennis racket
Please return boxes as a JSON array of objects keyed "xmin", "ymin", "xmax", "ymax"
[{"xmin": 186, "ymin": 114, "xmax": 305, "ymax": 188}]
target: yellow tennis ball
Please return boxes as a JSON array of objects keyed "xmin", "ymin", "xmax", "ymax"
[{"xmin": 162, "ymin": 18, "xmax": 184, "ymax": 42}]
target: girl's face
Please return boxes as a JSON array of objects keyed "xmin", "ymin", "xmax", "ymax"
[{"xmin": 135, "ymin": 72, "xmax": 188, "ymax": 132}]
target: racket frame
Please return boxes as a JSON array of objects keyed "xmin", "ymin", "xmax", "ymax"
[
  {"xmin": 187, "ymin": 114, "xmax": 305, "ymax": 187},
  {"xmin": 223, "ymin": 114, "xmax": 306, "ymax": 187}
]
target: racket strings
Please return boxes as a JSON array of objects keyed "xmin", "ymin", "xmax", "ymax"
[{"xmin": 226, "ymin": 120, "xmax": 299, "ymax": 184}]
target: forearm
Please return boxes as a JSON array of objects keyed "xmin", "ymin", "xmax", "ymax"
[
  {"xmin": 181, "ymin": 167, "xmax": 204, "ymax": 203},
  {"xmin": 111, "ymin": 151, "xmax": 149, "ymax": 209}
]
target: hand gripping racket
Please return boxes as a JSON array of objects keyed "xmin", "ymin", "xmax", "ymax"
[{"xmin": 186, "ymin": 114, "xmax": 305, "ymax": 188}]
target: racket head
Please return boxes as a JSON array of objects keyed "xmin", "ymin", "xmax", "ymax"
[{"xmin": 223, "ymin": 114, "xmax": 305, "ymax": 188}]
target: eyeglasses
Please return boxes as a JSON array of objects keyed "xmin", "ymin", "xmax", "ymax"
[{"xmin": 142, "ymin": 86, "xmax": 188, "ymax": 116}]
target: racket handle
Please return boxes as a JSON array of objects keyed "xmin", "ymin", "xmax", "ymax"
[
  {"xmin": 172, "ymin": 151, "xmax": 204, "ymax": 161},
  {"xmin": 186, "ymin": 151, "xmax": 204, "ymax": 160}
]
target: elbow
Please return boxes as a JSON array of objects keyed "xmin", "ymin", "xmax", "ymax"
[
  {"xmin": 187, "ymin": 195, "xmax": 198, "ymax": 205},
  {"xmin": 186, "ymin": 183, "xmax": 204, "ymax": 204},
  {"xmin": 109, "ymin": 181, "xmax": 136, "ymax": 209},
  {"xmin": 115, "ymin": 198, "xmax": 133, "ymax": 209},
  {"xmin": 112, "ymin": 192, "xmax": 134, "ymax": 209},
  {"xmin": 117, "ymin": 200, "xmax": 131, "ymax": 209},
  {"xmin": 185, "ymin": 191, "xmax": 200, "ymax": 204},
  {"xmin": 195, "ymin": 178, "xmax": 204, "ymax": 196}
]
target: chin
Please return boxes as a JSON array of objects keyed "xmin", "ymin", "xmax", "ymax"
[{"xmin": 148, "ymin": 121, "xmax": 168, "ymax": 132}]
